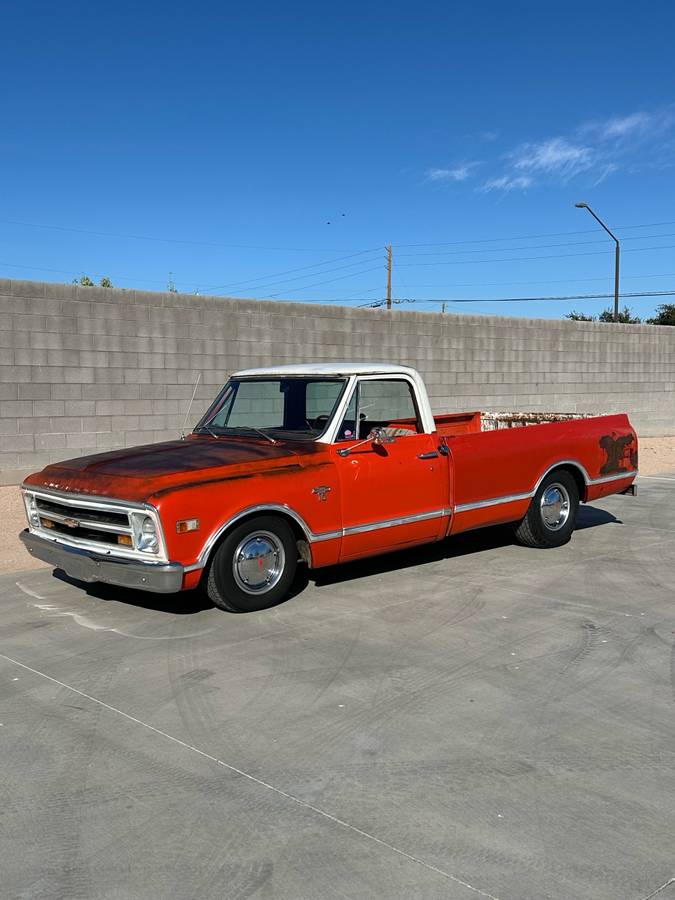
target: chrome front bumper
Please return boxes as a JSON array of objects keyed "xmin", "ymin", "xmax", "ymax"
[{"xmin": 19, "ymin": 530, "xmax": 184, "ymax": 594}]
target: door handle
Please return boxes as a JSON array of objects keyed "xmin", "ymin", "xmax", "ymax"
[{"xmin": 418, "ymin": 450, "xmax": 439, "ymax": 459}]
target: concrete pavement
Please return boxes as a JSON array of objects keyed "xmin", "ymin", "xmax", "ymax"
[{"xmin": 2, "ymin": 476, "xmax": 675, "ymax": 900}]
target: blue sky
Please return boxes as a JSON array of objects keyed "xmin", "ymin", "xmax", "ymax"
[{"xmin": 2, "ymin": 0, "xmax": 675, "ymax": 319}]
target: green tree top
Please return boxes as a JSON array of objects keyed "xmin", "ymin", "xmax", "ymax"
[
  {"xmin": 564, "ymin": 306, "xmax": 641, "ymax": 324},
  {"xmin": 73, "ymin": 275, "xmax": 113, "ymax": 288},
  {"xmin": 647, "ymin": 303, "xmax": 675, "ymax": 325}
]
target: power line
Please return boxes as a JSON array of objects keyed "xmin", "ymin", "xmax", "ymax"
[
  {"xmin": 395, "ymin": 271, "xmax": 675, "ymax": 289},
  {"xmin": 212, "ymin": 253, "xmax": 384, "ymax": 297},
  {"xmin": 397, "ymin": 243, "xmax": 675, "ymax": 268},
  {"xmin": 259, "ymin": 265, "xmax": 385, "ymax": 298},
  {"xmin": 398, "ymin": 231, "xmax": 675, "ymax": 258},
  {"xmin": 364, "ymin": 289, "xmax": 675, "ymax": 308},
  {"xmin": 4, "ymin": 213, "xmax": 675, "ymax": 256},
  {"xmin": 393, "ymin": 220, "xmax": 675, "ymax": 248},
  {"xmin": 198, "ymin": 247, "xmax": 380, "ymax": 293},
  {"xmin": 0, "ymin": 259, "xmax": 169, "ymax": 286},
  {"xmin": 0, "ymin": 217, "xmax": 365, "ymax": 253}
]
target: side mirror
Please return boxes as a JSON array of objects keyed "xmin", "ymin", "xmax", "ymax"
[
  {"xmin": 337, "ymin": 427, "xmax": 397, "ymax": 457},
  {"xmin": 369, "ymin": 427, "xmax": 397, "ymax": 446}
]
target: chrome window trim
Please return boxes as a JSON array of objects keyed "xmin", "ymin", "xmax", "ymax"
[
  {"xmin": 21, "ymin": 486, "xmax": 169, "ymax": 563},
  {"xmin": 196, "ymin": 375, "xmax": 350, "ymax": 442},
  {"xmin": 320, "ymin": 373, "xmax": 436, "ymax": 444},
  {"xmin": 320, "ymin": 375, "xmax": 358, "ymax": 444}
]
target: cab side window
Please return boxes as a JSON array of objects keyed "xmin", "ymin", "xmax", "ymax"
[
  {"xmin": 336, "ymin": 379, "xmax": 421, "ymax": 440},
  {"xmin": 335, "ymin": 389, "xmax": 358, "ymax": 441}
]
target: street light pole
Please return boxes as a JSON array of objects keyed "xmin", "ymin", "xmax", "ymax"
[{"xmin": 575, "ymin": 202, "xmax": 620, "ymax": 322}]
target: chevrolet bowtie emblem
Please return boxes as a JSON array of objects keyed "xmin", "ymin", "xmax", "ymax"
[
  {"xmin": 63, "ymin": 517, "xmax": 80, "ymax": 528},
  {"xmin": 312, "ymin": 486, "xmax": 331, "ymax": 502}
]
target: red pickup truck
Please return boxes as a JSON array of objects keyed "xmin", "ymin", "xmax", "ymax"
[{"xmin": 20, "ymin": 364, "xmax": 637, "ymax": 612}]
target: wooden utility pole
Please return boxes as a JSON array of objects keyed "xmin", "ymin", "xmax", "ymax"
[{"xmin": 386, "ymin": 245, "xmax": 392, "ymax": 310}]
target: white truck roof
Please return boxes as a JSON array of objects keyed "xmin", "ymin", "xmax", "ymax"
[
  {"xmin": 230, "ymin": 363, "xmax": 436, "ymax": 437},
  {"xmin": 232, "ymin": 363, "xmax": 418, "ymax": 378}
]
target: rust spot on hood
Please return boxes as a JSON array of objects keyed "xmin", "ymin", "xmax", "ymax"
[{"xmin": 24, "ymin": 434, "xmax": 324, "ymax": 503}]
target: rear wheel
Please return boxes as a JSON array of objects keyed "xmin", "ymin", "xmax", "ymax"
[
  {"xmin": 206, "ymin": 515, "xmax": 297, "ymax": 612},
  {"xmin": 513, "ymin": 470, "xmax": 579, "ymax": 549}
]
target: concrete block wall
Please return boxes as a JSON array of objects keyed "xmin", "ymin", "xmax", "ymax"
[{"xmin": 0, "ymin": 277, "xmax": 673, "ymax": 484}]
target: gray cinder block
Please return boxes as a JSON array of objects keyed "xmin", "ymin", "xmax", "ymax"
[{"xmin": 0, "ymin": 277, "xmax": 673, "ymax": 484}]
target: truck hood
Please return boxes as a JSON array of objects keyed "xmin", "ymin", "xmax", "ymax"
[{"xmin": 23, "ymin": 435, "xmax": 312, "ymax": 503}]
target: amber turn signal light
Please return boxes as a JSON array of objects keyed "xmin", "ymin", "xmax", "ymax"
[
  {"xmin": 176, "ymin": 518, "xmax": 199, "ymax": 533},
  {"xmin": 118, "ymin": 534, "xmax": 133, "ymax": 546}
]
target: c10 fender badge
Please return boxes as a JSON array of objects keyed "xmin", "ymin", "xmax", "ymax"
[{"xmin": 312, "ymin": 486, "xmax": 331, "ymax": 502}]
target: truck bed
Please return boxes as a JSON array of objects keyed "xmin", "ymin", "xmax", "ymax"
[{"xmin": 434, "ymin": 410, "xmax": 593, "ymax": 437}]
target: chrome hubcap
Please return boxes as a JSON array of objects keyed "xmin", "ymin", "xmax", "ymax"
[
  {"xmin": 540, "ymin": 483, "xmax": 571, "ymax": 531},
  {"xmin": 232, "ymin": 531, "xmax": 285, "ymax": 595}
]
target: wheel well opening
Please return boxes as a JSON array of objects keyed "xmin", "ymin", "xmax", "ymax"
[
  {"xmin": 204, "ymin": 511, "xmax": 310, "ymax": 572},
  {"xmin": 548, "ymin": 464, "xmax": 587, "ymax": 501}
]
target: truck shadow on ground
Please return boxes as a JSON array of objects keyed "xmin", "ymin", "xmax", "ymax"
[
  {"xmin": 52, "ymin": 569, "xmax": 213, "ymax": 614},
  {"xmin": 309, "ymin": 505, "xmax": 621, "ymax": 590},
  {"xmin": 51, "ymin": 505, "xmax": 621, "ymax": 614}
]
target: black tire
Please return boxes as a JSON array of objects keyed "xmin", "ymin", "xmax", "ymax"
[
  {"xmin": 206, "ymin": 515, "xmax": 297, "ymax": 612},
  {"xmin": 513, "ymin": 469, "xmax": 579, "ymax": 549}
]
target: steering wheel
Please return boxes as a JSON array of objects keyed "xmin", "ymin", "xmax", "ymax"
[{"xmin": 308, "ymin": 414, "xmax": 330, "ymax": 431}]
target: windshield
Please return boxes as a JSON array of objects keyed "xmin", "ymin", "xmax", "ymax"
[{"xmin": 195, "ymin": 377, "xmax": 348, "ymax": 441}]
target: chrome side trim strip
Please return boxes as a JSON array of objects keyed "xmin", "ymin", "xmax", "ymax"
[
  {"xmin": 454, "ymin": 466, "xmax": 637, "ymax": 514},
  {"xmin": 186, "ymin": 467, "xmax": 640, "ymax": 570},
  {"xmin": 188, "ymin": 505, "xmax": 453, "ymax": 571},
  {"xmin": 341, "ymin": 507, "xmax": 452, "ymax": 537},
  {"xmin": 191, "ymin": 503, "xmax": 323, "ymax": 571},
  {"xmin": 455, "ymin": 492, "xmax": 533, "ymax": 513},
  {"xmin": 309, "ymin": 529, "xmax": 344, "ymax": 543},
  {"xmin": 587, "ymin": 470, "xmax": 638, "ymax": 486}
]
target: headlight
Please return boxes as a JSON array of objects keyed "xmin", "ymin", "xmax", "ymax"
[
  {"xmin": 131, "ymin": 513, "xmax": 160, "ymax": 553},
  {"xmin": 23, "ymin": 492, "xmax": 40, "ymax": 529}
]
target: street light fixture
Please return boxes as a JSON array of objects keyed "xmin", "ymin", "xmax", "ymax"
[{"xmin": 575, "ymin": 202, "xmax": 620, "ymax": 322}]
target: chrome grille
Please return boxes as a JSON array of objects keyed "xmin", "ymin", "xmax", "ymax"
[{"xmin": 34, "ymin": 495, "xmax": 132, "ymax": 548}]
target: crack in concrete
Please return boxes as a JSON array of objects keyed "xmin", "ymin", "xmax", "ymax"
[{"xmin": 639, "ymin": 878, "xmax": 675, "ymax": 900}]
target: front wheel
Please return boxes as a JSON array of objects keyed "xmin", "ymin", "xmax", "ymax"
[
  {"xmin": 206, "ymin": 515, "xmax": 297, "ymax": 612},
  {"xmin": 513, "ymin": 470, "xmax": 579, "ymax": 549}
]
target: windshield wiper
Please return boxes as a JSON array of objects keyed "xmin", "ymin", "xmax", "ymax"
[
  {"xmin": 225, "ymin": 426, "xmax": 277, "ymax": 445},
  {"xmin": 194, "ymin": 424, "xmax": 219, "ymax": 438}
]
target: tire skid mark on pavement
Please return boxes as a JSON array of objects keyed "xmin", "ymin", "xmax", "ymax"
[
  {"xmin": 15, "ymin": 580, "xmax": 46, "ymax": 601},
  {"xmin": 27, "ymin": 603, "xmax": 216, "ymax": 641},
  {"xmin": 0, "ymin": 652, "xmax": 501, "ymax": 900}
]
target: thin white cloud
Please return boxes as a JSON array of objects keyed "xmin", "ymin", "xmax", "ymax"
[
  {"xmin": 511, "ymin": 137, "xmax": 593, "ymax": 178},
  {"xmin": 475, "ymin": 105, "xmax": 675, "ymax": 193},
  {"xmin": 481, "ymin": 175, "xmax": 532, "ymax": 192},
  {"xmin": 581, "ymin": 110, "xmax": 669, "ymax": 142},
  {"xmin": 426, "ymin": 161, "xmax": 480, "ymax": 182},
  {"xmin": 591, "ymin": 162, "xmax": 619, "ymax": 187},
  {"xmin": 600, "ymin": 112, "xmax": 652, "ymax": 139}
]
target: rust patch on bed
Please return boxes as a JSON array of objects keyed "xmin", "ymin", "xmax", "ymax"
[{"xmin": 599, "ymin": 432, "xmax": 637, "ymax": 475}]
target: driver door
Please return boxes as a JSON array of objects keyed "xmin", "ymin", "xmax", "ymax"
[{"xmin": 331, "ymin": 377, "xmax": 450, "ymax": 561}]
